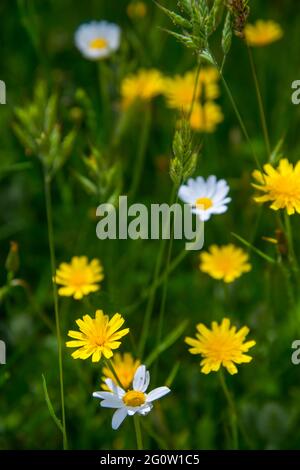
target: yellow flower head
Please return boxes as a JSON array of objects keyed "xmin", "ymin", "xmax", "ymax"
[
  {"xmin": 121, "ymin": 69, "xmax": 164, "ymax": 108},
  {"xmin": 252, "ymin": 159, "xmax": 300, "ymax": 215},
  {"xmin": 101, "ymin": 353, "xmax": 140, "ymax": 390},
  {"xmin": 199, "ymin": 244, "xmax": 251, "ymax": 283},
  {"xmin": 245, "ymin": 20, "xmax": 283, "ymax": 47},
  {"xmin": 185, "ymin": 318, "xmax": 256, "ymax": 375},
  {"xmin": 127, "ymin": 1, "xmax": 147, "ymax": 19},
  {"xmin": 66, "ymin": 310, "xmax": 129, "ymax": 362},
  {"xmin": 190, "ymin": 102, "xmax": 223, "ymax": 133},
  {"xmin": 55, "ymin": 256, "xmax": 104, "ymax": 300},
  {"xmin": 163, "ymin": 68, "xmax": 220, "ymax": 111}
]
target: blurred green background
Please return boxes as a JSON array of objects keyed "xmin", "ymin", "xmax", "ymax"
[{"xmin": 1, "ymin": 0, "xmax": 300, "ymax": 450}]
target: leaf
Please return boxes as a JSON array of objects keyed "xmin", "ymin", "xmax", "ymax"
[
  {"xmin": 165, "ymin": 361, "xmax": 180, "ymax": 387},
  {"xmin": 42, "ymin": 374, "xmax": 64, "ymax": 434},
  {"xmin": 155, "ymin": 2, "xmax": 192, "ymax": 29},
  {"xmin": 231, "ymin": 232, "xmax": 276, "ymax": 264},
  {"xmin": 145, "ymin": 320, "xmax": 189, "ymax": 367}
]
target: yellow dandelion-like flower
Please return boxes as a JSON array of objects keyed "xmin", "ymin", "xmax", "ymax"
[
  {"xmin": 190, "ymin": 102, "xmax": 223, "ymax": 133},
  {"xmin": 199, "ymin": 245, "xmax": 251, "ymax": 283},
  {"xmin": 245, "ymin": 20, "xmax": 283, "ymax": 47},
  {"xmin": 66, "ymin": 310, "xmax": 129, "ymax": 362},
  {"xmin": 163, "ymin": 68, "xmax": 220, "ymax": 111},
  {"xmin": 121, "ymin": 69, "xmax": 164, "ymax": 108},
  {"xmin": 54, "ymin": 256, "xmax": 104, "ymax": 300},
  {"xmin": 101, "ymin": 353, "xmax": 140, "ymax": 390},
  {"xmin": 127, "ymin": 1, "xmax": 147, "ymax": 19},
  {"xmin": 185, "ymin": 318, "xmax": 256, "ymax": 375},
  {"xmin": 252, "ymin": 159, "xmax": 300, "ymax": 215}
]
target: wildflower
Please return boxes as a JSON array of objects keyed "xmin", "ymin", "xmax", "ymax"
[
  {"xmin": 66, "ymin": 310, "xmax": 129, "ymax": 362},
  {"xmin": 101, "ymin": 353, "xmax": 140, "ymax": 391},
  {"xmin": 190, "ymin": 102, "xmax": 223, "ymax": 133},
  {"xmin": 127, "ymin": 1, "xmax": 147, "ymax": 19},
  {"xmin": 178, "ymin": 175, "xmax": 231, "ymax": 221},
  {"xmin": 185, "ymin": 318, "xmax": 256, "ymax": 375},
  {"xmin": 121, "ymin": 69, "xmax": 164, "ymax": 108},
  {"xmin": 93, "ymin": 365, "xmax": 170, "ymax": 429},
  {"xmin": 199, "ymin": 244, "xmax": 251, "ymax": 283},
  {"xmin": 163, "ymin": 68, "xmax": 220, "ymax": 111},
  {"xmin": 245, "ymin": 20, "xmax": 283, "ymax": 47},
  {"xmin": 75, "ymin": 21, "xmax": 121, "ymax": 60},
  {"xmin": 55, "ymin": 256, "xmax": 104, "ymax": 300},
  {"xmin": 252, "ymin": 159, "xmax": 300, "ymax": 215}
]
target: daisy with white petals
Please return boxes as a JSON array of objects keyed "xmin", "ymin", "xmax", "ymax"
[
  {"xmin": 75, "ymin": 21, "xmax": 121, "ymax": 60},
  {"xmin": 93, "ymin": 365, "xmax": 170, "ymax": 430},
  {"xmin": 178, "ymin": 175, "xmax": 231, "ymax": 221}
]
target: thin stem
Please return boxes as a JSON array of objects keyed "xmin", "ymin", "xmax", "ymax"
[
  {"xmin": 154, "ymin": 188, "xmax": 178, "ymax": 381},
  {"xmin": 133, "ymin": 415, "xmax": 143, "ymax": 450},
  {"xmin": 125, "ymin": 244, "xmax": 189, "ymax": 316},
  {"xmin": 138, "ymin": 236, "xmax": 167, "ymax": 358},
  {"xmin": 219, "ymin": 370, "xmax": 238, "ymax": 450},
  {"xmin": 211, "ymin": 53, "xmax": 261, "ymax": 172},
  {"xmin": 247, "ymin": 45, "xmax": 271, "ymax": 158},
  {"xmin": 44, "ymin": 174, "xmax": 68, "ymax": 450},
  {"xmin": 104, "ymin": 358, "xmax": 124, "ymax": 388},
  {"xmin": 129, "ymin": 105, "xmax": 152, "ymax": 200},
  {"xmin": 138, "ymin": 184, "xmax": 177, "ymax": 357},
  {"xmin": 284, "ymin": 212, "xmax": 298, "ymax": 268},
  {"xmin": 188, "ymin": 59, "xmax": 201, "ymax": 118},
  {"xmin": 97, "ymin": 61, "xmax": 111, "ymax": 139}
]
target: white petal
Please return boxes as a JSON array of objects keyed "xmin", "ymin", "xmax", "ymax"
[
  {"xmin": 178, "ymin": 185, "xmax": 196, "ymax": 204},
  {"xmin": 138, "ymin": 404, "xmax": 153, "ymax": 416},
  {"xmin": 205, "ymin": 175, "xmax": 217, "ymax": 198},
  {"xmin": 105, "ymin": 379, "xmax": 125, "ymax": 397},
  {"xmin": 100, "ymin": 398, "xmax": 123, "ymax": 409},
  {"xmin": 112, "ymin": 408, "xmax": 128, "ymax": 430},
  {"xmin": 141, "ymin": 371, "xmax": 150, "ymax": 393},
  {"xmin": 146, "ymin": 386, "xmax": 171, "ymax": 403},
  {"xmin": 211, "ymin": 205, "xmax": 229, "ymax": 214},
  {"xmin": 93, "ymin": 391, "xmax": 115, "ymax": 400},
  {"xmin": 133, "ymin": 365, "xmax": 147, "ymax": 391}
]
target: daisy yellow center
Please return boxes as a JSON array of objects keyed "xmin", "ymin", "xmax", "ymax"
[
  {"xmin": 89, "ymin": 38, "xmax": 108, "ymax": 50},
  {"xmin": 70, "ymin": 270, "xmax": 89, "ymax": 287},
  {"xmin": 122, "ymin": 390, "xmax": 146, "ymax": 407},
  {"xmin": 196, "ymin": 197, "xmax": 213, "ymax": 210}
]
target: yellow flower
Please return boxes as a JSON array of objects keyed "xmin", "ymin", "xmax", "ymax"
[
  {"xmin": 163, "ymin": 68, "xmax": 220, "ymax": 111},
  {"xmin": 185, "ymin": 318, "xmax": 256, "ymax": 375},
  {"xmin": 199, "ymin": 245, "xmax": 251, "ymax": 283},
  {"xmin": 245, "ymin": 20, "xmax": 283, "ymax": 47},
  {"xmin": 66, "ymin": 310, "xmax": 129, "ymax": 362},
  {"xmin": 101, "ymin": 353, "xmax": 140, "ymax": 390},
  {"xmin": 252, "ymin": 159, "xmax": 300, "ymax": 215},
  {"xmin": 121, "ymin": 69, "xmax": 164, "ymax": 108},
  {"xmin": 55, "ymin": 256, "xmax": 104, "ymax": 300},
  {"xmin": 127, "ymin": 1, "xmax": 147, "ymax": 19},
  {"xmin": 190, "ymin": 102, "xmax": 223, "ymax": 133}
]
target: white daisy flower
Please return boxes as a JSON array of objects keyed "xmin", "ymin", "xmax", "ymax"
[
  {"xmin": 75, "ymin": 21, "xmax": 121, "ymax": 60},
  {"xmin": 93, "ymin": 365, "xmax": 170, "ymax": 430},
  {"xmin": 178, "ymin": 175, "xmax": 231, "ymax": 222}
]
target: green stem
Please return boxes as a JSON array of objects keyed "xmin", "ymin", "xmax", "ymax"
[
  {"xmin": 247, "ymin": 45, "xmax": 271, "ymax": 158},
  {"xmin": 219, "ymin": 370, "xmax": 238, "ymax": 450},
  {"xmin": 125, "ymin": 244, "xmax": 189, "ymax": 316},
  {"xmin": 133, "ymin": 415, "xmax": 143, "ymax": 450},
  {"xmin": 44, "ymin": 174, "xmax": 68, "ymax": 450},
  {"xmin": 138, "ymin": 184, "xmax": 177, "ymax": 357},
  {"xmin": 284, "ymin": 211, "xmax": 298, "ymax": 269},
  {"xmin": 188, "ymin": 59, "xmax": 201, "ymax": 118},
  {"xmin": 97, "ymin": 61, "xmax": 111, "ymax": 138},
  {"xmin": 212, "ymin": 54, "xmax": 261, "ymax": 172},
  {"xmin": 129, "ymin": 105, "xmax": 152, "ymax": 200},
  {"xmin": 104, "ymin": 358, "xmax": 124, "ymax": 388}
]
